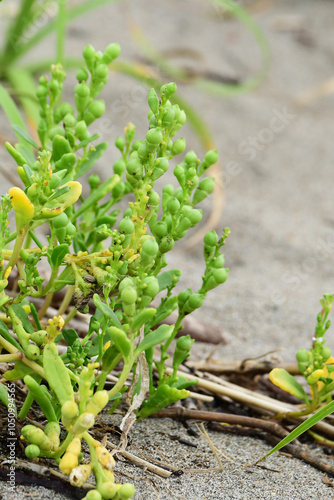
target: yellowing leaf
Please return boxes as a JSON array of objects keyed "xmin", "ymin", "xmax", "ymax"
[
  {"xmin": 9, "ymin": 187, "xmax": 34, "ymax": 230},
  {"xmin": 269, "ymin": 368, "xmax": 308, "ymax": 403}
]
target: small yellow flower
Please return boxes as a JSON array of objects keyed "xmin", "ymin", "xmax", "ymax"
[
  {"xmin": 104, "ymin": 341, "xmax": 111, "ymax": 350},
  {"xmin": 9, "ymin": 187, "xmax": 34, "ymax": 230}
]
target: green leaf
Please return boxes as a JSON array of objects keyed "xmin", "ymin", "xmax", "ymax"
[
  {"xmin": 7, "ymin": 68, "xmax": 40, "ymax": 128},
  {"xmin": 48, "ymin": 266, "xmax": 75, "ymax": 293},
  {"xmin": 73, "ymin": 134, "xmax": 100, "ymax": 153},
  {"xmin": 50, "ymin": 244, "xmax": 69, "ymax": 270},
  {"xmin": 93, "ymin": 294, "xmax": 125, "ymax": 332},
  {"xmin": 0, "ymin": 82, "xmax": 32, "ymax": 150},
  {"xmin": 260, "ymin": 399, "xmax": 334, "ymax": 462},
  {"xmin": 134, "ymin": 324, "xmax": 173, "ymax": 357},
  {"xmin": 12, "ymin": 124, "xmax": 39, "ymax": 148},
  {"xmin": 63, "ymin": 329, "xmax": 79, "ymax": 347},
  {"xmin": 3, "ymin": 361, "xmax": 35, "ymax": 381},
  {"xmin": 73, "ymin": 142, "xmax": 107, "ymax": 179},
  {"xmin": 0, "ymin": 382, "xmax": 17, "ymax": 416},
  {"xmin": 0, "ymin": 318, "xmax": 22, "ymax": 351},
  {"xmin": 11, "ymin": 304, "xmax": 34, "ymax": 334},
  {"xmin": 137, "ymin": 384, "xmax": 189, "ymax": 420},
  {"xmin": 158, "ymin": 269, "xmax": 181, "ymax": 291},
  {"xmin": 269, "ymin": 368, "xmax": 309, "ymax": 403}
]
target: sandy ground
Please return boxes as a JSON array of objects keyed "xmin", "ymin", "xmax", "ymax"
[{"xmin": 1, "ymin": 0, "xmax": 334, "ymax": 498}]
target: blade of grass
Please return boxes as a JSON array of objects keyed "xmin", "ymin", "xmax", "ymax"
[
  {"xmin": 2, "ymin": 0, "xmax": 36, "ymax": 66},
  {"xmin": 7, "ymin": 67, "xmax": 40, "ymax": 132},
  {"xmin": 56, "ymin": 0, "xmax": 67, "ymax": 64},
  {"xmin": 258, "ymin": 400, "xmax": 334, "ymax": 462},
  {"xmin": 5, "ymin": 0, "xmax": 122, "ymax": 65}
]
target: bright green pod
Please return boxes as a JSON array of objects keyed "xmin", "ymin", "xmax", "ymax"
[
  {"xmin": 140, "ymin": 239, "xmax": 159, "ymax": 267},
  {"xmin": 107, "ymin": 326, "xmax": 131, "ymax": 359},
  {"xmin": 102, "ymin": 43, "xmax": 121, "ymax": 63},
  {"xmin": 98, "ymin": 481, "xmax": 117, "ymax": 499},
  {"xmin": 74, "ymin": 83, "xmax": 90, "ymax": 114},
  {"xmin": 199, "ymin": 149, "xmax": 218, "ymax": 175},
  {"xmin": 52, "ymin": 135, "xmax": 71, "ymax": 163},
  {"xmin": 118, "ymin": 483, "xmax": 136, "ymax": 500},
  {"xmin": 160, "ymin": 82, "xmax": 177, "ymax": 99},
  {"xmin": 119, "ymin": 277, "xmax": 135, "ymax": 293},
  {"xmin": 178, "ymin": 288, "xmax": 192, "ymax": 309},
  {"xmin": 171, "ymin": 138, "xmax": 186, "ymax": 156},
  {"xmin": 75, "ymin": 120, "xmax": 90, "ymax": 140},
  {"xmin": 321, "ymin": 346, "xmax": 331, "ymax": 361},
  {"xmin": 147, "ymin": 189, "xmax": 160, "ymax": 210},
  {"xmin": 83, "ymin": 44, "xmax": 96, "ymax": 71},
  {"xmin": 85, "ymin": 490, "xmax": 102, "ymax": 500},
  {"xmin": 49, "ymin": 126, "xmax": 66, "ymax": 140},
  {"xmin": 95, "ymin": 63, "xmax": 108, "ymax": 83},
  {"xmin": 63, "ymin": 113, "xmax": 76, "ymax": 129},
  {"xmin": 5, "ymin": 142, "xmax": 27, "ymax": 166},
  {"xmin": 148, "ymin": 88, "xmax": 159, "ymax": 115},
  {"xmin": 24, "ymin": 375, "xmax": 58, "ymax": 422},
  {"xmin": 174, "ymin": 217, "xmax": 191, "ymax": 236},
  {"xmin": 204, "ymin": 268, "xmax": 229, "ymax": 291},
  {"xmin": 184, "ymin": 293, "xmax": 205, "ymax": 314},
  {"xmin": 55, "ymin": 152, "xmax": 77, "ymax": 173},
  {"xmin": 52, "ymin": 212, "xmax": 69, "ymax": 229},
  {"xmin": 26, "ymin": 427, "xmax": 53, "ymax": 451},
  {"xmin": 184, "ymin": 150, "xmax": 198, "ymax": 166},
  {"xmin": 85, "ymin": 390, "xmax": 109, "ymax": 416},
  {"xmin": 166, "ymin": 198, "xmax": 180, "ymax": 215},
  {"xmin": 161, "ymin": 106, "xmax": 175, "ymax": 127},
  {"xmin": 25, "ymin": 344, "xmax": 41, "ymax": 360},
  {"xmin": 159, "ymin": 235, "xmax": 174, "ymax": 253},
  {"xmin": 76, "ymin": 68, "xmax": 89, "ymax": 82},
  {"xmin": 142, "ymin": 276, "xmax": 160, "ymax": 299},
  {"xmin": 43, "ymin": 342, "xmax": 74, "ymax": 406},
  {"xmin": 306, "ymin": 369, "xmax": 326, "ymax": 385},
  {"xmin": 296, "ymin": 348, "xmax": 309, "ymax": 364},
  {"xmin": 188, "ymin": 208, "xmax": 202, "ymax": 226},
  {"xmin": 30, "ymin": 330, "xmax": 47, "ymax": 345},
  {"xmin": 84, "ymin": 100, "xmax": 106, "ymax": 125},
  {"xmin": 131, "ymin": 308, "xmax": 156, "ymax": 332},
  {"xmin": 21, "ymin": 425, "xmax": 38, "ymax": 440},
  {"xmin": 66, "ymin": 223, "xmax": 76, "ymax": 237},
  {"xmin": 25, "ymin": 444, "xmax": 40, "ymax": 459},
  {"xmin": 146, "ymin": 128, "xmax": 162, "ymax": 153},
  {"xmin": 126, "ymin": 158, "xmax": 143, "ymax": 179},
  {"xmin": 119, "ymin": 217, "xmax": 135, "ymax": 234},
  {"xmin": 152, "ymin": 221, "xmax": 168, "ymax": 238},
  {"xmin": 212, "ymin": 254, "xmax": 225, "ymax": 269},
  {"xmin": 204, "ymin": 230, "xmax": 218, "ymax": 247},
  {"xmin": 192, "ymin": 177, "xmax": 215, "ymax": 205},
  {"xmin": 121, "ymin": 286, "xmax": 137, "ymax": 305},
  {"xmin": 173, "ymin": 164, "xmax": 186, "ymax": 186}
]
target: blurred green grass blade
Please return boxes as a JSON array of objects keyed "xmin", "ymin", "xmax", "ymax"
[
  {"xmin": 3, "ymin": 0, "xmax": 36, "ymax": 61},
  {"xmin": 9, "ymin": 0, "xmax": 121, "ymax": 63},
  {"xmin": 56, "ymin": 0, "xmax": 67, "ymax": 64},
  {"xmin": 259, "ymin": 400, "xmax": 334, "ymax": 462},
  {"xmin": 7, "ymin": 68, "xmax": 40, "ymax": 128},
  {"xmin": 0, "ymin": 81, "xmax": 33, "ymax": 151}
]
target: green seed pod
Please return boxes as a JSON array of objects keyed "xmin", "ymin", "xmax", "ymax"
[
  {"xmin": 55, "ymin": 152, "xmax": 77, "ymax": 173},
  {"xmin": 44, "ymin": 421, "xmax": 60, "ymax": 449},
  {"xmin": 85, "ymin": 490, "xmax": 102, "ymax": 500},
  {"xmin": 107, "ymin": 326, "xmax": 131, "ymax": 358},
  {"xmin": 142, "ymin": 276, "xmax": 160, "ymax": 299},
  {"xmin": 74, "ymin": 83, "xmax": 90, "ymax": 115},
  {"xmin": 146, "ymin": 128, "xmax": 163, "ymax": 153},
  {"xmin": 84, "ymin": 99, "xmax": 106, "ymax": 125},
  {"xmin": 52, "ymin": 135, "xmax": 71, "ymax": 163},
  {"xmin": 25, "ymin": 344, "xmax": 41, "ymax": 360},
  {"xmin": 121, "ymin": 286, "xmax": 137, "ymax": 305},
  {"xmin": 137, "ymin": 143, "xmax": 149, "ymax": 162},
  {"xmin": 148, "ymin": 88, "xmax": 159, "ymax": 115},
  {"xmin": 184, "ymin": 293, "xmax": 205, "ymax": 314},
  {"xmin": 26, "ymin": 427, "xmax": 53, "ymax": 451},
  {"xmin": 49, "ymin": 126, "xmax": 66, "ymax": 140},
  {"xmin": 112, "ymin": 181, "xmax": 125, "ymax": 200},
  {"xmin": 188, "ymin": 208, "xmax": 202, "ymax": 226},
  {"xmin": 83, "ymin": 44, "xmax": 96, "ymax": 71},
  {"xmin": 186, "ymin": 167, "xmax": 197, "ymax": 180},
  {"xmin": 204, "ymin": 230, "xmax": 218, "ymax": 247},
  {"xmin": 119, "ymin": 217, "xmax": 135, "ymax": 234},
  {"xmin": 118, "ymin": 483, "xmax": 136, "ymax": 500},
  {"xmin": 167, "ymin": 198, "xmax": 180, "ymax": 215},
  {"xmin": 185, "ymin": 150, "xmax": 198, "ymax": 166},
  {"xmin": 321, "ymin": 346, "xmax": 331, "ymax": 362},
  {"xmin": 113, "ymin": 158, "xmax": 126, "ymax": 176},
  {"xmin": 152, "ymin": 221, "xmax": 168, "ymax": 238},
  {"xmin": 36, "ymin": 85, "xmax": 48, "ymax": 106},
  {"xmin": 75, "ymin": 120, "xmax": 90, "ymax": 141},
  {"xmin": 98, "ymin": 481, "xmax": 117, "ymax": 499},
  {"xmin": 192, "ymin": 177, "xmax": 215, "ymax": 205},
  {"xmin": 30, "ymin": 330, "xmax": 47, "ymax": 345},
  {"xmin": 204, "ymin": 268, "xmax": 229, "ymax": 292},
  {"xmin": 103, "ymin": 43, "xmax": 121, "ymax": 63},
  {"xmin": 126, "ymin": 158, "xmax": 143, "ymax": 180},
  {"xmin": 115, "ymin": 136, "xmax": 125, "ymax": 152},
  {"xmin": 52, "ymin": 212, "xmax": 69, "ymax": 229},
  {"xmin": 160, "ymin": 82, "xmax": 177, "ymax": 99},
  {"xmin": 174, "ymin": 165, "xmax": 186, "ymax": 188},
  {"xmin": 95, "ymin": 63, "xmax": 108, "ymax": 83},
  {"xmin": 199, "ymin": 149, "xmax": 218, "ymax": 175},
  {"xmin": 161, "ymin": 106, "xmax": 176, "ymax": 127},
  {"xmin": 147, "ymin": 189, "xmax": 160, "ymax": 210},
  {"xmin": 76, "ymin": 68, "xmax": 89, "ymax": 82},
  {"xmin": 21, "ymin": 425, "xmax": 38, "ymax": 440},
  {"xmin": 5, "ymin": 142, "xmax": 27, "ymax": 167},
  {"xmin": 178, "ymin": 289, "xmax": 192, "ymax": 309},
  {"xmin": 159, "ymin": 235, "xmax": 174, "ymax": 253},
  {"xmin": 119, "ymin": 277, "xmax": 135, "ymax": 294},
  {"xmin": 171, "ymin": 138, "xmax": 186, "ymax": 156},
  {"xmin": 296, "ymin": 348, "xmax": 309, "ymax": 364},
  {"xmin": 66, "ymin": 223, "xmax": 76, "ymax": 237},
  {"xmin": 212, "ymin": 254, "xmax": 225, "ymax": 269},
  {"xmin": 173, "ymin": 335, "xmax": 194, "ymax": 372},
  {"xmin": 85, "ymin": 390, "xmax": 109, "ymax": 416},
  {"xmin": 149, "ymin": 114, "xmax": 158, "ymax": 128},
  {"xmin": 140, "ymin": 239, "xmax": 159, "ymax": 267},
  {"xmin": 25, "ymin": 444, "xmax": 40, "ymax": 459},
  {"xmin": 38, "ymin": 118, "xmax": 48, "ymax": 144},
  {"xmin": 174, "ymin": 217, "xmax": 191, "ymax": 236},
  {"xmin": 63, "ymin": 113, "xmax": 76, "ymax": 129},
  {"xmin": 88, "ymin": 174, "xmax": 100, "ymax": 190}
]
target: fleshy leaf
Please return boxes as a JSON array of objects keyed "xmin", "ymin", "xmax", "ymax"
[{"xmin": 269, "ymin": 368, "xmax": 308, "ymax": 403}]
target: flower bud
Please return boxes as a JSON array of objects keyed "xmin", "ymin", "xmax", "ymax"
[
  {"xmin": 167, "ymin": 198, "xmax": 180, "ymax": 215},
  {"xmin": 152, "ymin": 221, "xmax": 168, "ymax": 238},
  {"xmin": 147, "ymin": 189, "xmax": 160, "ymax": 209},
  {"xmin": 140, "ymin": 239, "xmax": 159, "ymax": 267},
  {"xmin": 160, "ymin": 82, "xmax": 177, "ymax": 99},
  {"xmin": 84, "ymin": 100, "xmax": 106, "ymax": 125},
  {"xmin": 95, "ymin": 63, "xmax": 108, "ymax": 82},
  {"xmin": 212, "ymin": 254, "xmax": 225, "ymax": 269},
  {"xmin": 76, "ymin": 68, "xmax": 89, "ymax": 82},
  {"xmin": 25, "ymin": 444, "xmax": 40, "ymax": 459},
  {"xmin": 85, "ymin": 491, "xmax": 102, "ymax": 500},
  {"xmin": 171, "ymin": 138, "xmax": 186, "ymax": 156},
  {"xmin": 85, "ymin": 390, "xmax": 109, "ymax": 416},
  {"xmin": 118, "ymin": 483, "xmax": 136, "ymax": 499},
  {"xmin": 161, "ymin": 106, "xmax": 175, "ymax": 127},
  {"xmin": 148, "ymin": 88, "xmax": 159, "ymax": 115},
  {"xmin": 61, "ymin": 400, "xmax": 79, "ymax": 429},
  {"xmin": 321, "ymin": 346, "xmax": 331, "ymax": 361},
  {"xmin": 98, "ymin": 481, "xmax": 117, "ymax": 499},
  {"xmin": 52, "ymin": 212, "xmax": 69, "ymax": 229},
  {"xmin": 204, "ymin": 268, "xmax": 229, "ymax": 291},
  {"xmin": 204, "ymin": 230, "xmax": 218, "ymax": 247},
  {"xmin": 306, "ymin": 369, "xmax": 326, "ymax": 385},
  {"xmin": 102, "ymin": 43, "xmax": 121, "ymax": 63},
  {"xmin": 119, "ymin": 217, "xmax": 135, "ymax": 235},
  {"xmin": 75, "ymin": 120, "xmax": 90, "ymax": 140},
  {"xmin": 159, "ymin": 236, "xmax": 174, "ymax": 253},
  {"xmin": 83, "ymin": 44, "xmax": 96, "ymax": 70},
  {"xmin": 126, "ymin": 159, "xmax": 143, "ymax": 182},
  {"xmin": 25, "ymin": 344, "xmax": 41, "ymax": 360},
  {"xmin": 146, "ymin": 128, "xmax": 162, "ymax": 153},
  {"xmin": 74, "ymin": 83, "xmax": 90, "ymax": 114},
  {"xmin": 296, "ymin": 348, "xmax": 309, "ymax": 364}
]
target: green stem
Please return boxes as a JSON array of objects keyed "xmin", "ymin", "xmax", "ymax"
[
  {"xmin": 18, "ymin": 390, "xmax": 34, "ymax": 420},
  {"xmin": 108, "ymin": 359, "xmax": 133, "ymax": 399},
  {"xmin": 0, "ymin": 352, "xmax": 22, "ymax": 362},
  {"xmin": 97, "ymin": 353, "xmax": 122, "ymax": 392},
  {"xmin": 5, "ymin": 229, "xmax": 27, "ymax": 274}
]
